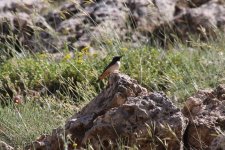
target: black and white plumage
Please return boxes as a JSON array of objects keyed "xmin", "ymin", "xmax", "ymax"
[{"xmin": 98, "ymin": 56, "xmax": 122, "ymax": 80}]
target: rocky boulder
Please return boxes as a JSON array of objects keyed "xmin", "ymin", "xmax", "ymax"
[
  {"xmin": 27, "ymin": 73, "xmax": 188, "ymax": 150},
  {"xmin": 1, "ymin": 0, "xmax": 225, "ymax": 53},
  {"xmin": 0, "ymin": 0, "xmax": 49, "ymax": 14},
  {"xmin": 0, "ymin": 0, "xmax": 58, "ymax": 55},
  {"xmin": 154, "ymin": 0, "xmax": 225, "ymax": 45},
  {"xmin": 0, "ymin": 12, "xmax": 60, "ymax": 54},
  {"xmin": 182, "ymin": 84, "xmax": 225, "ymax": 149},
  {"xmin": 25, "ymin": 74, "xmax": 225, "ymax": 149},
  {"xmin": 44, "ymin": 0, "xmax": 225, "ymax": 50}
]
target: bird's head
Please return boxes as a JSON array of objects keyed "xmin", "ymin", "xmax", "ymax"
[{"xmin": 112, "ymin": 56, "xmax": 122, "ymax": 62}]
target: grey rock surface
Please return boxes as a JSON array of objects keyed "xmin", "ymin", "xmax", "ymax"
[
  {"xmin": 27, "ymin": 73, "xmax": 188, "ymax": 150},
  {"xmin": 26, "ymin": 75, "xmax": 225, "ymax": 150},
  {"xmin": 1, "ymin": 0, "xmax": 225, "ymax": 52},
  {"xmin": 182, "ymin": 84, "xmax": 225, "ymax": 149}
]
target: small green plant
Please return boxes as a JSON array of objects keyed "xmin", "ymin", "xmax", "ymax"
[{"xmin": 0, "ymin": 98, "xmax": 74, "ymax": 149}]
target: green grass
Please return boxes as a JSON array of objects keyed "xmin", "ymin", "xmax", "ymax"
[
  {"xmin": 2, "ymin": 39, "xmax": 225, "ymax": 102},
  {"xmin": 1, "ymin": 32, "xmax": 225, "ymax": 148},
  {"xmin": 0, "ymin": 97, "xmax": 74, "ymax": 149}
]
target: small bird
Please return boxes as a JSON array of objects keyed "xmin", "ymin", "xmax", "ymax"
[{"xmin": 98, "ymin": 56, "xmax": 122, "ymax": 80}]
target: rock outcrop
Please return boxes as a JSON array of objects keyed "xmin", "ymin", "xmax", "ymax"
[
  {"xmin": 1, "ymin": 0, "xmax": 225, "ymax": 53},
  {"xmin": 27, "ymin": 73, "xmax": 188, "ymax": 150},
  {"xmin": 182, "ymin": 84, "xmax": 225, "ymax": 149},
  {"xmin": 24, "ymin": 74, "xmax": 225, "ymax": 149},
  {"xmin": 23, "ymin": 73, "xmax": 225, "ymax": 150}
]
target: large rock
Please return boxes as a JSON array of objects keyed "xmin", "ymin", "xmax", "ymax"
[
  {"xmin": 0, "ymin": 12, "xmax": 60, "ymax": 53},
  {"xmin": 52, "ymin": 0, "xmax": 178, "ymax": 49},
  {"xmin": 182, "ymin": 84, "xmax": 225, "ymax": 149},
  {"xmin": 0, "ymin": 0, "xmax": 49, "ymax": 14},
  {"xmin": 0, "ymin": 12, "xmax": 33, "ymax": 54},
  {"xmin": 210, "ymin": 134, "xmax": 225, "ymax": 150},
  {"xmin": 0, "ymin": 0, "xmax": 57, "ymax": 54},
  {"xmin": 26, "ymin": 74, "xmax": 225, "ymax": 149},
  {"xmin": 27, "ymin": 73, "xmax": 188, "ymax": 150},
  {"xmin": 155, "ymin": 0, "xmax": 225, "ymax": 45},
  {"xmin": 1, "ymin": 0, "xmax": 225, "ymax": 53},
  {"xmin": 44, "ymin": 0, "xmax": 225, "ymax": 51}
]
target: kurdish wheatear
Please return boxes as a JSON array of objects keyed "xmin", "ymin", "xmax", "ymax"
[{"xmin": 98, "ymin": 56, "xmax": 122, "ymax": 80}]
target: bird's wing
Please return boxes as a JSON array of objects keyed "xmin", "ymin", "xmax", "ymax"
[
  {"xmin": 98, "ymin": 61, "xmax": 114, "ymax": 80},
  {"xmin": 104, "ymin": 60, "xmax": 115, "ymax": 72},
  {"xmin": 98, "ymin": 69, "xmax": 110, "ymax": 80}
]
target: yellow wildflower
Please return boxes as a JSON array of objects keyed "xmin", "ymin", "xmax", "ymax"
[
  {"xmin": 81, "ymin": 46, "xmax": 90, "ymax": 54},
  {"xmin": 120, "ymin": 47, "xmax": 128, "ymax": 51},
  {"xmin": 63, "ymin": 53, "xmax": 72, "ymax": 60}
]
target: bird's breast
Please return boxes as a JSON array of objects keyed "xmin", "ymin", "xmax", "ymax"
[{"xmin": 108, "ymin": 61, "xmax": 120, "ymax": 73}]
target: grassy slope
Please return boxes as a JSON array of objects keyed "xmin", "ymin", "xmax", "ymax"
[{"xmin": 0, "ymin": 35, "xmax": 225, "ymax": 148}]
